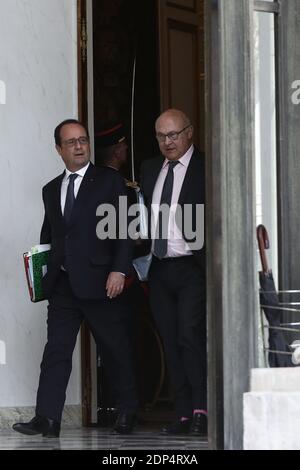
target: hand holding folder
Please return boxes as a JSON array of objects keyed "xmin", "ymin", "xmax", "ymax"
[{"xmin": 23, "ymin": 244, "xmax": 51, "ymax": 302}]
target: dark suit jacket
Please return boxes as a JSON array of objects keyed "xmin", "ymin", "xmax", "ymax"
[
  {"xmin": 40, "ymin": 163, "xmax": 133, "ymax": 299},
  {"xmin": 140, "ymin": 147, "xmax": 206, "ymax": 271}
]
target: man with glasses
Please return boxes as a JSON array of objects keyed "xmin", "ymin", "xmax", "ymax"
[
  {"xmin": 13, "ymin": 119, "xmax": 138, "ymax": 437},
  {"xmin": 140, "ymin": 109, "xmax": 207, "ymax": 436}
]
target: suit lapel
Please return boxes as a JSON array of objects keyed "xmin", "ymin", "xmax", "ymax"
[
  {"xmin": 53, "ymin": 171, "xmax": 65, "ymax": 219},
  {"xmin": 178, "ymin": 151, "xmax": 198, "ymax": 205}
]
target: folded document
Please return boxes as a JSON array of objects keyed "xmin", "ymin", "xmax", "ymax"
[
  {"xmin": 23, "ymin": 244, "xmax": 51, "ymax": 302},
  {"xmin": 132, "ymin": 253, "xmax": 152, "ymax": 282}
]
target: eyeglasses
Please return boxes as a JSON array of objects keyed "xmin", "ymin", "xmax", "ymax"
[
  {"xmin": 62, "ymin": 136, "xmax": 89, "ymax": 147},
  {"xmin": 156, "ymin": 125, "xmax": 191, "ymax": 143}
]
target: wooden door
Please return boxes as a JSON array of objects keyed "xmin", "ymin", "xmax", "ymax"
[{"xmin": 157, "ymin": 0, "xmax": 205, "ymax": 150}]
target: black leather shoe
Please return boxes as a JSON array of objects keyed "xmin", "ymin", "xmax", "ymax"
[
  {"xmin": 12, "ymin": 415, "xmax": 60, "ymax": 437},
  {"xmin": 189, "ymin": 413, "xmax": 207, "ymax": 436},
  {"xmin": 161, "ymin": 419, "xmax": 191, "ymax": 435},
  {"xmin": 112, "ymin": 412, "xmax": 136, "ymax": 434}
]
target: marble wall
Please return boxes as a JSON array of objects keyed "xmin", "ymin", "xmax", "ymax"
[
  {"xmin": 0, "ymin": 0, "xmax": 81, "ymax": 417},
  {"xmin": 244, "ymin": 368, "xmax": 300, "ymax": 450}
]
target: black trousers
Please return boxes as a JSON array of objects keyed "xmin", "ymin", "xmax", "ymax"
[
  {"xmin": 148, "ymin": 256, "xmax": 207, "ymax": 418},
  {"xmin": 36, "ymin": 271, "xmax": 138, "ymax": 422}
]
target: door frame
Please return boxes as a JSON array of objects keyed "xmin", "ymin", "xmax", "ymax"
[{"xmin": 77, "ymin": 0, "xmax": 92, "ymax": 427}]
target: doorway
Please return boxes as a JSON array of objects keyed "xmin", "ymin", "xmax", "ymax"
[
  {"xmin": 92, "ymin": 0, "xmax": 159, "ymax": 179},
  {"xmin": 79, "ymin": 0, "xmax": 206, "ymax": 428}
]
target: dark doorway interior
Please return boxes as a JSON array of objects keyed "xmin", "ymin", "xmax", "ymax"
[
  {"xmin": 92, "ymin": 0, "xmax": 160, "ymax": 179},
  {"xmin": 92, "ymin": 0, "xmax": 173, "ymax": 427}
]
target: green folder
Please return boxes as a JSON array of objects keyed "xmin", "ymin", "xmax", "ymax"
[{"xmin": 23, "ymin": 245, "xmax": 51, "ymax": 302}]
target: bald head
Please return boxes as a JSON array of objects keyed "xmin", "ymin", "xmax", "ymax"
[
  {"xmin": 155, "ymin": 109, "xmax": 193, "ymax": 161},
  {"xmin": 156, "ymin": 109, "xmax": 191, "ymax": 129}
]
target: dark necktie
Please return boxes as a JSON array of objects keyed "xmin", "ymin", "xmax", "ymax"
[
  {"xmin": 64, "ymin": 173, "xmax": 78, "ymax": 224},
  {"xmin": 153, "ymin": 161, "xmax": 179, "ymax": 258}
]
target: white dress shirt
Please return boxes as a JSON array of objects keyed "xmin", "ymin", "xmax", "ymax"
[
  {"xmin": 151, "ymin": 145, "xmax": 194, "ymax": 258},
  {"xmin": 60, "ymin": 162, "xmax": 90, "ymax": 214}
]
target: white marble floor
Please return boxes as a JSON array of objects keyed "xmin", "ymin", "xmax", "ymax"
[{"xmin": 0, "ymin": 427, "xmax": 208, "ymax": 450}]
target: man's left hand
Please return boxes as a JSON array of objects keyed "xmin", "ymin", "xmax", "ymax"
[{"xmin": 106, "ymin": 272, "xmax": 125, "ymax": 299}]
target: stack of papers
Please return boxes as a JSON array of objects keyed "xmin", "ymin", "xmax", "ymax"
[{"xmin": 23, "ymin": 244, "xmax": 51, "ymax": 302}]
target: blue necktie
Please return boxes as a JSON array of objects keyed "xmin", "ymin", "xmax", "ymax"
[
  {"xmin": 153, "ymin": 161, "xmax": 179, "ymax": 258},
  {"xmin": 64, "ymin": 173, "xmax": 78, "ymax": 225}
]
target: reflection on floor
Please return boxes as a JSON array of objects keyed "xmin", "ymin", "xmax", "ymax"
[{"xmin": 0, "ymin": 427, "xmax": 208, "ymax": 450}]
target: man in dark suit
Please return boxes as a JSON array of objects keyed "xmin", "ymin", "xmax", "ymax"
[
  {"xmin": 95, "ymin": 122, "xmax": 146, "ymax": 260},
  {"xmin": 140, "ymin": 109, "xmax": 207, "ymax": 435},
  {"xmin": 95, "ymin": 122, "xmax": 128, "ymax": 172},
  {"xmin": 13, "ymin": 119, "xmax": 138, "ymax": 437},
  {"xmin": 93, "ymin": 122, "xmax": 140, "ymax": 420}
]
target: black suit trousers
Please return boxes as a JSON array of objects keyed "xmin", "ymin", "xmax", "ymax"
[
  {"xmin": 148, "ymin": 256, "xmax": 207, "ymax": 418},
  {"xmin": 36, "ymin": 271, "xmax": 138, "ymax": 422}
]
